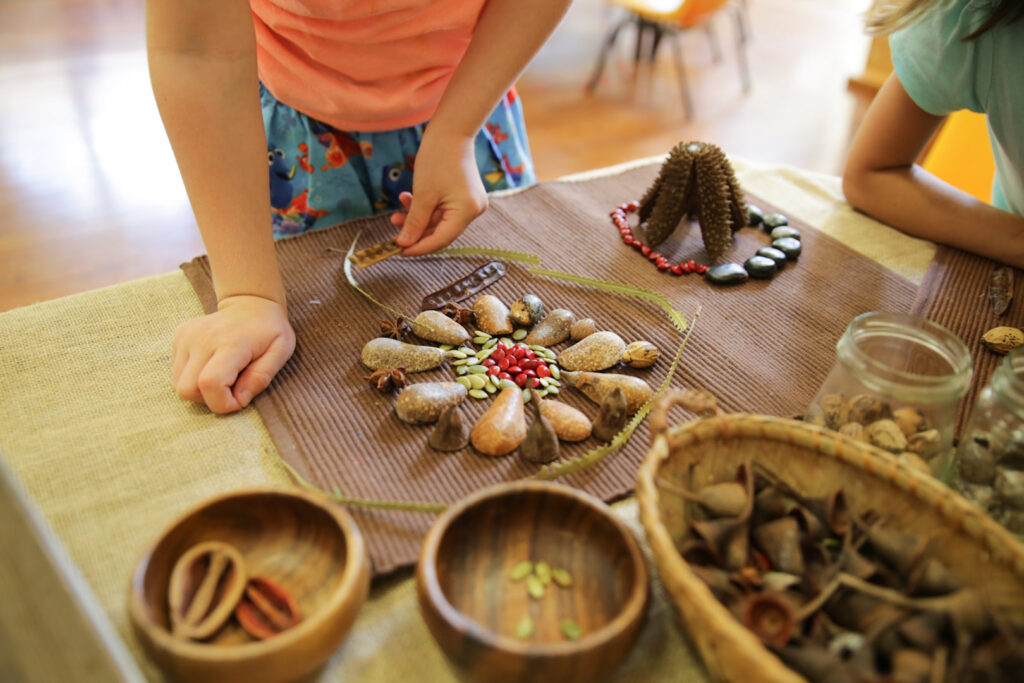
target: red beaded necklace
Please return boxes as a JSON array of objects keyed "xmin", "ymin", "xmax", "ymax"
[{"xmin": 610, "ymin": 201, "xmax": 710, "ymax": 276}]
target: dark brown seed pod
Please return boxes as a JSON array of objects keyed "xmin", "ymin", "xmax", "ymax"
[
  {"xmin": 521, "ymin": 399, "xmax": 560, "ymax": 464},
  {"xmin": 592, "ymin": 386, "xmax": 628, "ymax": 441},
  {"xmin": 752, "ymin": 517, "xmax": 804, "ymax": 575},
  {"xmin": 235, "ymin": 575, "xmax": 302, "ymax": 640},
  {"xmin": 741, "ymin": 592, "xmax": 797, "ymax": 647},
  {"xmin": 428, "ymin": 405, "xmax": 469, "ymax": 452}
]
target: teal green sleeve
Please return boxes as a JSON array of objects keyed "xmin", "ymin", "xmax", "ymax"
[{"xmin": 888, "ymin": 0, "xmax": 994, "ymax": 115}]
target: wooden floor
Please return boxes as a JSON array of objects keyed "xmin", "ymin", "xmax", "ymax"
[{"xmin": 0, "ymin": 0, "xmax": 872, "ymax": 311}]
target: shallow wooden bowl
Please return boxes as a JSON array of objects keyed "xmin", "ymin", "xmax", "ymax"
[
  {"xmin": 128, "ymin": 488, "xmax": 370, "ymax": 683},
  {"xmin": 416, "ymin": 481, "xmax": 649, "ymax": 683}
]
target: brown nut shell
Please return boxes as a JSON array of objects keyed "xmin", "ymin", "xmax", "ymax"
[
  {"xmin": 235, "ymin": 575, "xmax": 302, "ymax": 640},
  {"xmin": 621, "ymin": 341, "xmax": 659, "ymax": 368},
  {"xmin": 981, "ymin": 326, "xmax": 1024, "ymax": 354},
  {"xmin": 168, "ymin": 541, "xmax": 248, "ymax": 641}
]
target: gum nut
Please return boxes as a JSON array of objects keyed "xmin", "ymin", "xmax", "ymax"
[
  {"xmin": 897, "ymin": 452, "xmax": 931, "ymax": 475},
  {"xmin": 838, "ymin": 422, "xmax": 869, "ymax": 443},
  {"xmin": 981, "ymin": 326, "xmax": 1024, "ymax": 354},
  {"xmin": 395, "ymin": 382, "xmax": 467, "ymax": 424},
  {"xmin": 819, "ymin": 394, "xmax": 849, "ymax": 430},
  {"xmin": 994, "ymin": 468, "xmax": 1024, "ymax": 509},
  {"xmin": 866, "ymin": 419, "xmax": 908, "ymax": 453},
  {"xmin": 848, "ymin": 394, "xmax": 891, "ymax": 425},
  {"xmin": 411, "ymin": 310, "xmax": 471, "ymax": 345},
  {"xmin": 473, "ymin": 294, "xmax": 514, "ymax": 335},
  {"xmin": 570, "ymin": 318, "xmax": 597, "ymax": 341},
  {"xmin": 957, "ymin": 436, "xmax": 997, "ymax": 485},
  {"xmin": 538, "ymin": 400, "xmax": 592, "ymax": 442},
  {"xmin": 524, "ymin": 309, "xmax": 575, "ymax": 346},
  {"xmin": 906, "ymin": 429, "xmax": 943, "ymax": 461},
  {"xmin": 557, "ymin": 331, "xmax": 626, "ymax": 372},
  {"xmin": 892, "ymin": 407, "xmax": 927, "ymax": 436},
  {"xmin": 621, "ymin": 341, "xmax": 660, "ymax": 368},
  {"xmin": 510, "ymin": 294, "xmax": 544, "ymax": 326}
]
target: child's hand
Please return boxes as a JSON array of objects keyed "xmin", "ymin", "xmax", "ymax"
[
  {"xmin": 171, "ymin": 295, "xmax": 296, "ymax": 414},
  {"xmin": 392, "ymin": 131, "xmax": 487, "ymax": 256}
]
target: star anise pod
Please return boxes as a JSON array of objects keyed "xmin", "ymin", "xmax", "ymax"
[
  {"xmin": 440, "ymin": 301, "xmax": 475, "ymax": 325},
  {"xmin": 379, "ymin": 317, "xmax": 411, "ymax": 340},
  {"xmin": 366, "ymin": 366, "xmax": 407, "ymax": 393}
]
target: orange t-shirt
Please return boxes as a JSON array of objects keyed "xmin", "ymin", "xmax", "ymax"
[{"xmin": 251, "ymin": 0, "xmax": 488, "ymax": 132}]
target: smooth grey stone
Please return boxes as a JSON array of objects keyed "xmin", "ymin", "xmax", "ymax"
[
  {"xmin": 757, "ymin": 246, "xmax": 787, "ymax": 268},
  {"xmin": 747, "ymin": 204, "xmax": 763, "ymax": 227},
  {"xmin": 706, "ymin": 263, "xmax": 748, "ymax": 285},
  {"xmin": 763, "ymin": 212, "xmax": 789, "ymax": 230},
  {"xmin": 770, "ymin": 226, "xmax": 801, "ymax": 240},
  {"xmin": 744, "ymin": 255, "xmax": 777, "ymax": 279},
  {"xmin": 772, "ymin": 237, "xmax": 802, "ymax": 259}
]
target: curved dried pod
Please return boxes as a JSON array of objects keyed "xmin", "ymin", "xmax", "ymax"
[
  {"xmin": 558, "ymin": 331, "xmax": 626, "ymax": 372},
  {"xmin": 864, "ymin": 525, "xmax": 929, "ymax": 575},
  {"xmin": 569, "ymin": 318, "xmax": 597, "ymax": 341},
  {"xmin": 678, "ymin": 538, "xmax": 718, "ymax": 566},
  {"xmin": 560, "ymin": 370, "xmax": 653, "ymax": 414},
  {"xmin": 524, "ymin": 308, "xmax": 575, "ymax": 346},
  {"xmin": 235, "ymin": 575, "xmax": 302, "ymax": 640},
  {"xmin": 942, "ymin": 588, "xmax": 991, "ymax": 636},
  {"xmin": 691, "ymin": 517, "xmax": 749, "ymax": 571},
  {"xmin": 866, "ymin": 418, "xmax": 908, "ymax": 453},
  {"xmin": 521, "ymin": 399, "xmax": 560, "ymax": 464},
  {"xmin": 981, "ymin": 326, "xmax": 1024, "ymax": 354},
  {"xmin": 819, "ymin": 394, "xmax": 850, "ymax": 430},
  {"xmin": 838, "ymin": 421, "xmax": 869, "ymax": 443},
  {"xmin": 168, "ymin": 541, "xmax": 248, "ymax": 641},
  {"xmin": 740, "ymin": 592, "xmax": 797, "ymax": 647},
  {"xmin": 838, "ymin": 533, "xmax": 879, "ymax": 581},
  {"xmin": 428, "ymin": 405, "xmax": 469, "ymax": 452},
  {"xmin": 753, "ymin": 486, "xmax": 789, "ymax": 524},
  {"xmin": 621, "ymin": 341, "xmax": 660, "ymax": 369},
  {"xmin": 787, "ymin": 504, "xmax": 827, "ymax": 542},
  {"xmin": 395, "ymin": 382, "xmax": 467, "ymax": 425},
  {"xmin": 892, "ymin": 406, "xmax": 927, "ymax": 436},
  {"xmin": 509, "ymin": 294, "xmax": 544, "ymax": 327},
  {"xmin": 890, "ymin": 649, "xmax": 932, "ymax": 683},
  {"xmin": 537, "ymin": 399, "xmax": 592, "ymax": 442},
  {"xmin": 752, "ymin": 517, "xmax": 804, "ymax": 575},
  {"xmin": 410, "ymin": 310, "xmax": 471, "ymax": 346},
  {"xmin": 689, "ymin": 564, "xmax": 742, "ymax": 603},
  {"xmin": 848, "ymin": 394, "xmax": 891, "ymax": 425},
  {"xmin": 771, "ymin": 644, "xmax": 845, "ymax": 681},
  {"xmin": 688, "ymin": 482, "xmax": 749, "ymax": 518},
  {"xmin": 472, "ymin": 294, "xmax": 514, "ymax": 335},
  {"xmin": 805, "ymin": 489, "xmax": 850, "ymax": 536},
  {"xmin": 470, "ymin": 386, "xmax": 526, "ymax": 457},
  {"xmin": 897, "ymin": 611, "xmax": 948, "ymax": 650},
  {"xmin": 361, "ymin": 337, "xmax": 448, "ymax": 372},
  {"xmin": 907, "ymin": 557, "xmax": 961, "ymax": 596},
  {"xmin": 906, "ymin": 429, "xmax": 943, "ymax": 461},
  {"xmin": 591, "ymin": 386, "xmax": 628, "ymax": 441}
]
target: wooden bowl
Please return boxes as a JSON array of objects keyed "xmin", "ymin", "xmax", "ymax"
[
  {"xmin": 416, "ymin": 481, "xmax": 649, "ymax": 683},
  {"xmin": 127, "ymin": 488, "xmax": 370, "ymax": 683},
  {"xmin": 636, "ymin": 393, "xmax": 1024, "ymax": 683}
]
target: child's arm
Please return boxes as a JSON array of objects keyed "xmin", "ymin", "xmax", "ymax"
[
  {"xmin": 395, "ymin": 0, "xmax": 573, "ymax": 256},
  {"xmin": 147, "ymin": 0, "xmax": 295, "ymax": 413},
  {"xmin": 843, "ymin": 72, "xmax": 1024, "ymax": 268}
]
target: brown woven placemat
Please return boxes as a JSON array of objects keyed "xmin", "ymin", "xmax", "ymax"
[
  {"xmin": 910, "ymin": 248, "xmax": 1023, "ymax": 439},
  {"xmin": 182, "ymin": 162, "xmax": 917, "ymax": 575}
]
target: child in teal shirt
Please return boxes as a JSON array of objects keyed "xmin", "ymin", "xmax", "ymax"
[{"xmin": 843, "ymin": 0, "xmax": 1024, "ymax": 268}]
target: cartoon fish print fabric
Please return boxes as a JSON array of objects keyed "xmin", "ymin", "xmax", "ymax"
[{"xmin": 260, "ymin": 84, "xmax": 536, "ymax": 238}]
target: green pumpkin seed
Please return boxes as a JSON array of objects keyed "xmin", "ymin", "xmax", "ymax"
[
  {"xmin": 560, "ymin": 619, "xmax": 582, "ymax": 640},
  {"xmin": 551, "ymin": 568, "xmax": 573, "ymax": 587},
  {"xmin": 535, "ymin": 561, "xmax": 551, "ymax": 585},
  {"xmin": 500, "ymin": 337, "xmax": 514, "ymax": 347},
  {"xmin": 474, "ymin": 330, "xmax": 492, "ymax": 339},
  {"xmin": 472, "ymin": 336, "xmax": 490, "ymax": 346},
  {"xmin": 458, "ymin": 346, "xmax": 476, "ymax": 355},
  {"xmin": 549, "ymin": 365, "xmax": 561, "ymax": 380},
  {"xmin": 546, "ymin": 386, "xmax": 559, "ymax": 395},
  {"xmin": 448, "ymin": 350, "xmax": 469, "ymax": 359},
  {"xmin": 452, "ymin": 358, "xmax": 473, "ymax": 366},
  {"xmin": 467, "ymin": 364, "xmax": 488, "ymax": 374},
  {"xmin": 455, "ymin": 377, "xmax": 473, "ymax": 390},
  {"xmin": 439, "ymin": 344, "xmax": 455, "ymax": 351},
  {"xmin": 510, "ymin": 561, "xmax": 533, "ymax": 580},
  {"xmin": 512, "ymin": 329, "xmax": 528, "ymax": 341},
  {"xmin": 476, "ymin": 347, "xmax": 496, "ymax": 360},
  {"xmin": 522, "ymin": 388, "xmax": 532, "ymax": 404},
  {"xmin": 526, "ymin": 575, "xmax": 545, "ymax": 599},
  {"xmin": 538, "ymin": 377, "xmax": 551, "ymax": 388},
  {"xmin": 469, "ymin": 389, "xmax": 489, "ymax": 400},
  {"xmin": 499, "ymin": 379, "xmax": 518, "ymax": 390},
  {"xmin": 546, "ymin": 378, "xmax": 560, "ymax": 387},
  {"xmin": 528, "ymin": 344, "xmax": 547, "ymax": 353},
  {"xmin": 516, "ymin": 615, "xmax": 534, "ymax": 640},
  {"xmin": 484, "ymin": 380, "xmax": 498, "ymax": 394},
  {"xmin": 536, "ymin": 389, "xmax": 549, "ymax": 398},
  {"xmin": 483, "ymin": 337, "xmax": 498, "ymax": 349},
  {"xmin": 467, "ymin": 374, "xmax": 486, "ymax": 390},
  {"xmin": 456, "ymin": 366, "xmax": 468, "ymax": 376}
]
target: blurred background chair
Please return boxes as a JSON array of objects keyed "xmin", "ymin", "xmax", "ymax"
[{"xmin": 586, "ymin": 0, "xmax": 752, "ymax": 120}]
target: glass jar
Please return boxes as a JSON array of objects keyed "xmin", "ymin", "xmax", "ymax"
[
  {"xmin": 953, "ymin": 348, "xmax": 1024, "ymax": 534},
  {"xmin": 805, "ymin": 311, "xmax": 973, "ymax": 477}
]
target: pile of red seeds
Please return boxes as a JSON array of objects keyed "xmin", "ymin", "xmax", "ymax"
[{"xmin": 483, "ymin": 342, "xmax": 552, "ymax": 389}]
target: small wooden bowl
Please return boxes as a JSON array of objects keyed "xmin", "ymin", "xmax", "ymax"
[
  {"xmin": 416, "ymin": 481, "xmax": 649, "ymax": 683},
  {"xmin": 128, "ymin": 488, "xmax": 370, "ymax": 683}
]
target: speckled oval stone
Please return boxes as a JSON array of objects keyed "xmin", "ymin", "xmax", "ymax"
[
  {"xmin": 757, "ymin": 247, "xmax": 787, "ymax": 268},
  {"xmin": 558, "ymin": 331, "xmax": 626, "ymax": 371},
  {"xmin": 763, "ymin": 212, "xmax": 789, "ymax": 230},
  {"xmin": 395, "ymin": 382, "xmax": 467, "ymax": 424},
  {"xmin": 747, "ymin": 204, "xmax": 764, "ymax": 227},
  {"xmin": 705, "ymin": 263, "xmax": 749, "ymax": 285},
  {"xmin": 770, "ymin": 226, "xmax": 801, "ymax": 241},
  {"xmin": 743, "ymin": 255, "xmax": 777, "ymax": 279},
  {"xmin": 772, "ymin": 237, "xmax": 802, "ymax": 260}
]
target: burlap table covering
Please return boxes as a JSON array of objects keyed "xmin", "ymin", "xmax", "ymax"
[
  {"xmin": 182, "ymin": 161, "xmax": 917, "ymax": 575},
  {"xmin": 909, "ymin": 248, "xmax": 1024, "ymax": 439},
  {"xmin": 0, "ymin": 156, "xmax": 936, "ymax": 681}
]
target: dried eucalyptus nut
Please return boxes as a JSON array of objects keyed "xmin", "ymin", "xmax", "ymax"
[
  {"xmin": 560, "ymin": 619, "xmax": 582, "ymax": 640},
  {"xmin": 558, "ymin": 331, "xmax": 626, "ymax": 372},
  {"xmin": 570, "ymin": 318, "xmax": 598, "ymax": 341},
  {"xmin": 526, "ymin": 575, "xmax": 545, "ymax": 599},
  {"xmin": 995, "ymin": 468, "xmax": 1024, "ymax": 509},
  {"xmin": 621, "ymin": 341, "xmax": 660, "ymax": 368},
  {"xmin": 235, "ymin": 575, "xmax": 302, "ymax": 641},
  {"xmin": 429, "ymin": 405, "xmax": 469, "ymax": 452},
  {"xmin": 819, "ymin": 394, "xmax": 850, "ymax": 430},
  {"xmin": 361, "ymin": 338, "xmax": 447, "ymax": 372},
  {"xmin": 866, "ymin": 419, "xmax": 908, "ymax": 453},
  {"xmin": 957, "ymin": 435, "xmax": 997, "ymax": 484},
  {"xmin": 551, "ymin": 568, "xmax": 573, "ymax": 587},
  {"xmin": 510, "ymin": 294, "xmax": 545, "ymax": 326},
  {"xmin": 982, "ymin": 326, "xmax": 1024, "ymax": 354},
  {"xmin": 510, "ymin": 561, "xmax": 533, "ymax": 581},
  {"xmin": 168, "ymin": 541, "xmax": 248, "ymax": 641},
  {"xmin": 897, "ymin": 452, "xmax": 931, "ymax": 475},
  {"xmin": 848, "ymin": 394, "xmax": 892, "ymax": 425},
  {"xmin": 524, "ymin": 309, "xmax": 575, "ymax": 346},
  {"xmin": 535, "ymin": 561, "xmax": 552, "ymax": 585},
  {"xmin": 892, "ymin": 407, "xmax": 927, "ymax": 436},
  {"xmin": 395, "ymin": 382, "xmax": 467, "ymax": 424},
  {"xmin": 473, "ymin": 294, "xmax": 514, "ymax": 335},
  {"xmin": 411, "ymin": 310, "xmax": 471, "ymax": 345},
  {"xmin": 516, "ymin": 615, "xmax": 535, "ymax": 640},
  {"xmin": 906, "ymin": 429, "xmax": 943, "ymax": 461},
  {"xmin": 838, "ymin": 422, "xmax": 869, "ymax": 443}
]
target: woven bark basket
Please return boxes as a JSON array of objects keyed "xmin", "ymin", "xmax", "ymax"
[{"xmin": 635, "ymin": 392, "xmax": 1024, "ymax": 683}]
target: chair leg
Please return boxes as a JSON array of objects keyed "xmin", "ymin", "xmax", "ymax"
[
  {"xmin": 731, "ymin": 6, "xmax": 752, "ymax": 93},
  {"xmin": 586, "ymin": 15, "xmax": 634, "ymax": 92},
  {"xmin": 668, "ymin": 30, "xmax": 694, "ymax": 121}
]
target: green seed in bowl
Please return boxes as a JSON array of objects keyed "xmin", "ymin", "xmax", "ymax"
[
  {"xmin": 526, "ymin": 575, "xmax": 545, "ymax": 599},
  {"xmin": 551, "ymin": 568, "xmax": 573, "ymax": 587},
  {"xmin": 560, "ymin": 619, "xmax": 582, "ymax": 640},
  {"xmin": 516, "ymin": 615, "xmax": 535, "ymax": 640},
  {"xmin": 535, "ymin": 561, "xmax": 551, "ymax": 585},
  {"xmin": 509, "ymin": 561, "xmax": 533, "ymax": 581}
]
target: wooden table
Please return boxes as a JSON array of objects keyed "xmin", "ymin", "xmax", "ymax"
[{"xmin": 0, "ymin": 157, "xmax": 935, "ymax": 682}]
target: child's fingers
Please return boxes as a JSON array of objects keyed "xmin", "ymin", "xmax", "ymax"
[
  {"xmin": 173, "ymin": 348, "xmax": 210, "ymax": 404},
  {"xmin": 196, "ymin": 348, "xmax": 250, "ymax": 414},
  {"xmin": 400, "ymin": 210, "xmax": 468, "ymax": 256},
  {"xmin": 399, "ymin": 191, "xmax": 413, "ymax": 209},
  {"xmin": 390, "ymin": 212, "xmax": 406, "ymax": 227},
  {"xmin": 232, "ymin": 336, "xmax": 293, "ymax": 408},
  {"xmin": 396, "ymin": 193, "xmax": 436, "ymax": 247}
]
